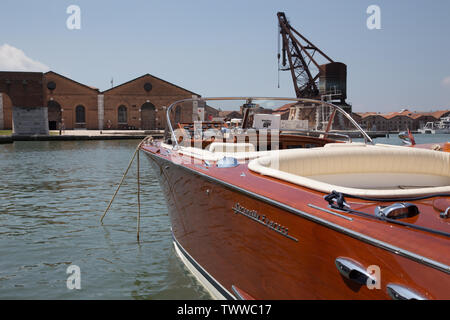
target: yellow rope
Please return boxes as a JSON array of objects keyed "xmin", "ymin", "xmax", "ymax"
[
  {"xmin": 136, "ymin": 146, "xmax": 141, "ymax": 242},
  {"xmin": 100, "ymin": 136, "xmax": 151, "ymax": 242}
]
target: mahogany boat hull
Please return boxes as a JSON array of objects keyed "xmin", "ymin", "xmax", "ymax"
[{"xmin": 143, "ymin": 147, "xmax": 450, "ymax": 300}]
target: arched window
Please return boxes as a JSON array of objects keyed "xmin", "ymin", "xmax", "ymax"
[
  {"xmin": 75, "ymin": 105, "xmax": 86, "ymax": 123},
  {"xmin": 118, "ymin": 105, "xmax": 127, "ymax": 123}
]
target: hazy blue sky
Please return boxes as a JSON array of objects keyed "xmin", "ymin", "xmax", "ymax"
[{"xmin": 1, "ymin": 0, "xmax": 449, "ymax": 112}]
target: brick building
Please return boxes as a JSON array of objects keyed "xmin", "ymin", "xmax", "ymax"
[
  {"xmin": 274, "ymin": 102, "xmax": 450, "ymax": 132},
  {"xmin": 3, "ymin": 72, "xmax": 447, "ymax": 134},
  {"xmin": 45, "ymin": 71, "xmax": 100, "ymax": 130},
  {"xmin": 0, "ymin": 71, "xmax": 48, "ymax": 134},
  {"xmin": 100, "ymin": 73, "xmax": 205, "ymax": 130},
  {"xmin": 356, "ymin": 109, "xmax": 450, "ymax": 131},
  {"xmin": 1, "ymin": 71, "xmax": 212, "ymax": 132}
]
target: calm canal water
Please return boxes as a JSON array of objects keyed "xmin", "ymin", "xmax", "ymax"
[
  {"xmin": 0, "ymin": 139, "xmax": 211, "ymax": 299},
  {"xmin": 359, "ymin": 133, "xmax": 450, "ymax": 146},
  {"xmin": 0, "ymin": 134, "xmax": 448, "ymax": 299}
]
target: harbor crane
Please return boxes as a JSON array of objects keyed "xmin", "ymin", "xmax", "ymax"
[{"xmin": 277, "ymin": 12, "xmax": 349, "ymax": 110}]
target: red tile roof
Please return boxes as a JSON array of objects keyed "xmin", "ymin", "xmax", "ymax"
[
  {"xmin": 356, "ymin": 109, "xmax": 450, "ymax": 120},
  {"xmin": 279, "ymin": 103, "xmax": 450, "ymax": 121}
]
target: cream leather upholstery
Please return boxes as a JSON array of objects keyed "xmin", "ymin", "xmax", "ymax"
[
  {"xmin": 208, "ymin": 142, "xmax": 256, "ymax": 153},
  {"xmin": 248, "ymin": 144, "xmax": 450, "ymax": 197},
  {"xmin": 177, "ymin": 146, "xmax": 269, "ymax": 162},
  {"xmin": 178, "ymin": 147, "xmax": 218, "ymax": 161}
]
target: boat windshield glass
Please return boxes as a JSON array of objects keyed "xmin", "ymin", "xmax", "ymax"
[{"xmin": 164, "ymin": 97, "xmax": 372, "ymax": 149}]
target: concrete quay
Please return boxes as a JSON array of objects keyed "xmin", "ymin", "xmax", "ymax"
[{"xmin": 0, "ymin": 130, "xmax": 164, "ymax": 143}]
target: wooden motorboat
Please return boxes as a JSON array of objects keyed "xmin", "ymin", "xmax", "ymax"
[{"xmin": 141, "ymin": 97, "xmax": 450, "ymax": 300}]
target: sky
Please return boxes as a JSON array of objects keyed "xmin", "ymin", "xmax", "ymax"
[{"xmin": 0, "ymin": 0, "xmax": 449, "ymax": 112}]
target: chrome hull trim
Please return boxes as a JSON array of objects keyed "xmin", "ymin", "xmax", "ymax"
[
  {"xmin": 172, "ymin": 231, "xmax": 236, "ymax": 300},
  {"xmin": 144, "ymin": 150, "xmax": 450, "ymax": 275}
]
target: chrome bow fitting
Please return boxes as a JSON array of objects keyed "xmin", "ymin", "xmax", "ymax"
[{"xmin": 375, "ymin": 203, "xmax": 419, "ymax": 219}]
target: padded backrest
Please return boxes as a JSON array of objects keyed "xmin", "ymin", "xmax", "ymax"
[
  {"xmin": 267, "ymin": 146, "xmax": 450, "ymax": 177},
  {"xmin": 248, "ymin": 144, "xmax": 450, "ymax": 197},
  {"xmin": 208, "ymin": 142, "xmax": 256, "ymax": 153}
]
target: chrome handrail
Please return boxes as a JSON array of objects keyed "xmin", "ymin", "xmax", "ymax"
[{"xmin": 165, "ymin": 97, "xmax": 373, "ymax": 149}]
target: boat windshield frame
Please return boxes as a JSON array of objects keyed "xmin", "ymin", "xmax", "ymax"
[{"xmin": 165, "ymin": 97, "xmax": 373, "ymax": 149}]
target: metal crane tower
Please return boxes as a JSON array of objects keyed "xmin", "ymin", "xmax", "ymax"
[{"xmin": 277, "ymin": 11, "xmax": 349, "ymax": 110}]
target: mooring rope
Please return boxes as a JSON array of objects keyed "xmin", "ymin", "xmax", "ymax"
[
  {"xmin": 136, "ymin": 145, "xmax": 141, "ymax": 242},
  {"xmin": 100, "ymin": 136, "xmax": 151, "ymax": 242}
]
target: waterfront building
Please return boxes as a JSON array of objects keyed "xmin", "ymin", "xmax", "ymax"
[
  {"xmin": 0, "ymin": 71, "xmax": 218, "ymax": 133},
  {"xmin": 356, "ymin": 109, "xmax": 450, "ymax": 131},
  {"xmin": 1, "ymin": 72, "xmax": 448, "ymax": 134}
]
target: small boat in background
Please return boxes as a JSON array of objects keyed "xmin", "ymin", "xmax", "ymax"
[
  {"xmin": 398, "ymin": 129, "xmax": 416, "ymax": 145},
  {"xmin": 418, "ymin": 117, "xmax": 450, "ymax": 134},
  {"xmin": 141, "ymin": 97, "xmax": 450, "ymax": 300}
]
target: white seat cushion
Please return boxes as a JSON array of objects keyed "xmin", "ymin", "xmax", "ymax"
[
  {"xmin": 208, "ymin": 142, "xmax": 256, "ymax": 153},
  {"xmin": 248, "ymin": 144, "xmax": 450, "ymax": 197}
]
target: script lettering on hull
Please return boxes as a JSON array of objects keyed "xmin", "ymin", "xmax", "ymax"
[{"xmin": 232, "ymin": 203, "xmax": 298, "ymax": 242}]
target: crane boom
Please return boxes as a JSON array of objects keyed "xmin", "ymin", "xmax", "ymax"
[{"xmin": 277, "ymin": 12, "xmax": 334, "ymax": 99}]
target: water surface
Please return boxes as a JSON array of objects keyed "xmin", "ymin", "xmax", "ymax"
[
  {"xmin": 0, "ymin": 140, "xmax": 210, "ymax": 299},
  {"xmin": 365, "ymin": 133, "xmax": 449, "ymax": 146}
]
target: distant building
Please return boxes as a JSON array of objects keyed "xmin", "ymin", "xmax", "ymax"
[
  {"xmin": 356, "ymin": 109, "xmax": 450, "ymax": 131},
  {"xmin": 274, "ymin": 102, "xmax": 450, "ymax": 132},
  {"xmin": 273, "ymin": 103, "xmax": 295, "ymax": 120},
  {"xmin": 0, "ymin": 71, "xmax": 214, "ymax": 133},
  {"xmin": 0, "ymin": 72, "xmax": 48, "ymax": 135}
]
